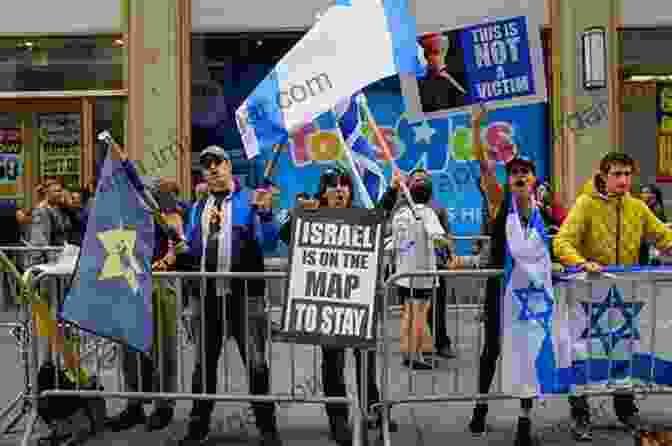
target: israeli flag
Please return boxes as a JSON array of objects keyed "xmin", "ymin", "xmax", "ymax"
[
  {"xmin": 333, "ymin": 93, "xmax": 387, "ymax": 205},
  {"xmin": 236, "ymin": 0, "xmax": 420, "ymax": 159},
  {"xmin": 500, "ymin": 195, "xmax": 574, "ymax": 396}
]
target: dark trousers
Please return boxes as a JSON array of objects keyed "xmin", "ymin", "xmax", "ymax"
[
  {"xmin": 428, "ymin": 277, "xmax": 450, "ymax": 349},
  {"xmin": 322, "ymin": 347, "xmax": 380, "ymax": 421},
  {"xmin": 189, "ymin": 279, "xmax": 276, "ymax": 434},
  {"xmin": 478, "ymin": 278, "xmax": 637, "ymax": 418}
]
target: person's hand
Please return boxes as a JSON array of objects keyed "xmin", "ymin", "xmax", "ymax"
[
  {"xmin": 299, "ymin": 198, "xmax": 319, "ymax": 210},
  {"xmin": 252, "ymin": 188, "xmax": 273, "ymax": 211},
  {"xmin": 472, "ymin": 103, "xmax": 487, "ymax": 124},
  {"xmin": 207, "ymin": 207, "xmax": 222, "ymax": 225},
  {"xmin": 581, "ymin": 262, "xmax": 602, "ymax": 273},
  {"xmin": 390, "ymin": 169, "xmax": 404, "ymax": 191}
]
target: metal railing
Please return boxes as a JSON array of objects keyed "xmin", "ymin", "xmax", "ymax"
[
  {"xmin": 21, "ymin": 270, "xmax": 366, "ymax": 446},
  {"xmin": 376, "ymin": 268, "xmax": 672, "ymax": 446}
]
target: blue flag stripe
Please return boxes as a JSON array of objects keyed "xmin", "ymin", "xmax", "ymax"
[{"xmin": 382, "ymin": 0, "xmax": 421, "ymax": 75}]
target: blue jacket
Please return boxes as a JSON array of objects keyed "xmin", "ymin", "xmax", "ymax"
[{"xmin": 182, "ymin": 187, "xmax": 279, "ymax": 297}]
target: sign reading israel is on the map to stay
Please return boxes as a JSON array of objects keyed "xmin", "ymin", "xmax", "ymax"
[{"xmin": 281, "ymin": 208, "xmax": 385, "ymax": 347}]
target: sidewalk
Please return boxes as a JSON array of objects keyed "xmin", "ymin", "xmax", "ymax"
[{"xmin": 0, "ymin": 309, "xmax": 668, "ymax": 445}]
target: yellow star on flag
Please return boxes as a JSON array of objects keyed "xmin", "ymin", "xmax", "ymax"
[{"xmin": 97, "ymin": 226, "xmax": 142, "ymax": 292}]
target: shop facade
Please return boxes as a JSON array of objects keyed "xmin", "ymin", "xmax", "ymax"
[{"xmin": 1, "ymin": 0, "xmax": 671, "ymax": 210}]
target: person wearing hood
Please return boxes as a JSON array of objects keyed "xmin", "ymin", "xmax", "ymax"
[{"xmin": 554, "ymin": 152, "xmax": 672, "ymax": 439}]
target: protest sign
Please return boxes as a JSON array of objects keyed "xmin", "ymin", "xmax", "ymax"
[
  {"xmin": 281, "ymin": 208, "xmax": 385, "ymax": 347},
  {"xmin": 410, "ymin": 16, "xmax": 542, "ymax": 118}
]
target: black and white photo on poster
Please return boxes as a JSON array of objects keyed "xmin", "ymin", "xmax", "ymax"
[{"xmin": 281, "ymin": 208, "xmax": 385, "ymax": 347}]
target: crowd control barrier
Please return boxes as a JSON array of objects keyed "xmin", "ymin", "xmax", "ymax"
[
  {"xmin": 377, "ymin": 267, "xmax": 672, "ymax": 446},
  {"xmin": 19, "ymin": 270, "xmax": 366, "ymax": 446}
]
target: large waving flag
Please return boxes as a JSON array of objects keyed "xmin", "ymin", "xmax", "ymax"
[
  {"xmin": 500, "ymin": 196, "xmax": 573, "ymax": 396},
  {"xmin": 61, "ymin": 155, "xmax": 155, "ymax": 352},
  {"xmin": 236, "ymin": 0, "xmax": 419, "ymax": 159},
  {"xmin": 334, "ymin": 93, "xmax": 387, "ymax": 206}
]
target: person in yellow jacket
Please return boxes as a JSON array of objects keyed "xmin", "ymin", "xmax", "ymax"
[{"xmin": 553, "ymin": 152, "xmax": 672, "ymax": 441}]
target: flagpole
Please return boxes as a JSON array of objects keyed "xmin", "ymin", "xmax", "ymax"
[
  {"xmin": 331, "ymin": 108, "xmax": 375, "ymax": 209},
  {"xmin": 98, "ymin": 131, "xmax": 187, "ymax": 253},
  {"xmin": 357, "ymin": 95, "xmax": 419, "ymax": 218}
]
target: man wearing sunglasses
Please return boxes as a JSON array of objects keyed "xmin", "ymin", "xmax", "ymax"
[
  {"xmin": 177, "ymin": 145, "xmax": 282, "ymax": 446},
  {"xmin": 279, "ymin": 167, "xmax": 396, "ymax": 446}
]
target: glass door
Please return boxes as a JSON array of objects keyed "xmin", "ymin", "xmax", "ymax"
[{"xmin": 0, "ymin": 98, "xmax": 90, "ymax": 208}]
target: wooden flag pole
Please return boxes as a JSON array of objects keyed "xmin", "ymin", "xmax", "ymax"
[{"xmin": 357, "ymin": 95, "xmax": 419, "ymax": 218}]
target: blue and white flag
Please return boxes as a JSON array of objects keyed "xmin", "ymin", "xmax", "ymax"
[
  {"xmin": 501, "ymin": 195, "xmax": 573, "ymax": 396},
  {"xmin": 62, "ymin": 155, "xmax": 155, "ymax": 352},
  {"xmin": 552, "ymin": 267, "xmax": 672, "ymax": 387},
  {"xmin": 236, "ymin": 0, "xmax": 420, "ymax": 159},
  {"xmin": 334, "ymin": 93, "xmax": 387, "ymax": 206}
]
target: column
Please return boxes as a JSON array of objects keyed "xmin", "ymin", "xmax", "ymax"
[
  {"xmin": 551, "ymin": 0, "xmax": 621, "ymax": 203},
  {"xmin": 126, "ymin": 0, "xmax": 191, "ymax": 196}
]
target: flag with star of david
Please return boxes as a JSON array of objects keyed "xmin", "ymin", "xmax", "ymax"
[
  {"xmin": 500, "ymin": 194, "xmax": 574, "ymax": 396},
  {"xmin": 551, "ymin": 271, "xmax": 672, "ymax": 386},
  {"xmin": 61, "ymin": 154, "xmax": 155, "ymax": 352}
]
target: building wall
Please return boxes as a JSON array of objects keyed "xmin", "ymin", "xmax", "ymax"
[{"xmin": 0, "ymin": 0, "xmax": 123, "ymax": 34}]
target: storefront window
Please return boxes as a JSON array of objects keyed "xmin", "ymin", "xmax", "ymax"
[
  {"xmin": 191, "ymin": 32, "xmax": 304, "ymax": 188},
  {"xmin": 0, "ymin": 35, "xmax": 125, "ymax": 91}
]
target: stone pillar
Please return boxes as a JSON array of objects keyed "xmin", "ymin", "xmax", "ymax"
[
  {"xmin": 550, "ymin": 0, "xmax": 621, "ymax": 203},
  {"xmin": 126, "ymin": 0, "xmax": 191, "ymax": 196}
]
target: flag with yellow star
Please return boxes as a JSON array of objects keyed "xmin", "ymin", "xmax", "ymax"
[{"xmin": 61, "ymin": 154, "xmax": 155, "ymax": 352}]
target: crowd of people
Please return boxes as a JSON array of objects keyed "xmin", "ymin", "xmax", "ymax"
[{"xmin": 10, "ymin": 105, "xmax": 672, "ymax": 446}]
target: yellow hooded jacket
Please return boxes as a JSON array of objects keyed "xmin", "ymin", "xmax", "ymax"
[{"xmin": 553, "ymin": 175, "xmax": 672, "ymax": 266}]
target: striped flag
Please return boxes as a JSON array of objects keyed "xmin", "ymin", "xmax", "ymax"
[
  {"xmin": 236, "ymin": 0, "xmax": 420, "ymax": 159},
  {"xmin": 501, "ymin": 194, "xmax": 573, "ymax": 396},
  {"xmin": 334, "ymin": 93, "xmax": 387, "ymax": 204}
]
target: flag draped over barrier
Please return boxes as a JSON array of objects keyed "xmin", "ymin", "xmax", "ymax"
[
  {"xmin": 61, "ymin": 155, "xmax": 155, "ymax": 352},
  {"xmin": 501, "ymin": 237, "xmax": 672, "ymax": 395},
  {"xmin": 552, "ymin": 267, "xmax": 672, "ymax": 387},
  {"xmin": 236, "ymin": 0, "xmax": 420, "ymax": 159}
]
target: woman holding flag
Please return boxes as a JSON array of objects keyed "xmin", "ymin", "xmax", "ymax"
[{"xmin": 468, "ymin": 105, "xmax": 565, "ymax": 446}]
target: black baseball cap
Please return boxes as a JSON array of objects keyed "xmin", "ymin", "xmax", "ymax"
[
  {"xmin": 319, "ymin": 167, "xmax": 352, "ymax": 192},
  {"xmin": 505, "ymin": 156, "xmax": 535, "ymax": 174}
]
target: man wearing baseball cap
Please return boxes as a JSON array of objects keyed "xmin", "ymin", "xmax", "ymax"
[
  {"xmin": 177, "ymin": 145, "xmax": 282, "ymax": 446},
  {"xmin": 467, "ymin": 106, "xmax": 553, "ymax": 446}
]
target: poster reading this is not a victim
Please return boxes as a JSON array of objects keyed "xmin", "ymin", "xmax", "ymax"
[{"xmin": 281, "ymin": 208, "xmax": 385, "ymax": 348}]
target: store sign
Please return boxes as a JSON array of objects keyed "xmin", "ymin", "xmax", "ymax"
[{"xmin": 39, "ymin": 113, "xmax": 81, "ymax": 189}]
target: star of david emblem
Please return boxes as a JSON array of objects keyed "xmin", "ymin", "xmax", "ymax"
[
  {"xmin": 514, "ymin": 281, "xmax": 554, "ymax": 330},
  {"xmin": 580, "ymin": 285, "xmax": 644, "ymax": 355}
]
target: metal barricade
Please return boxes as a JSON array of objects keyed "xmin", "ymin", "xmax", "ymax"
[
  {"xmin": 0, "ymin": 246, "xmax": 67, "ymax": 446},
  {"xmin": 26, "ymin": 271, "xmax": 366, "ymax": 446},
  {"xmin": 377, "ymin": 269, "xmax": 672, "ymax": 446}
]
